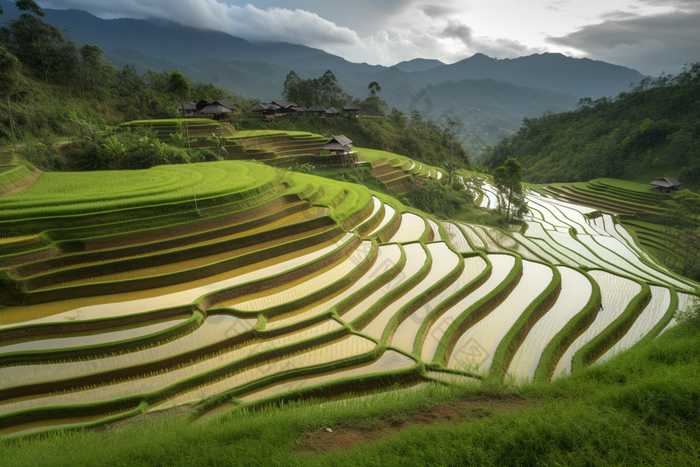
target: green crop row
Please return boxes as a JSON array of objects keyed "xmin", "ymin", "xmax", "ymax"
[
  {"xmin": 413, "ymin": 252, "xmax": 492, "ymax": 356},
  {"xmin": 349, "ymin": 244, "xmax": 432, "ymax": 332},
  {"xmin": 0, "ymin": 312, "xmax": 201, "ymax": 367},
  {"xmin": 16, "ymin": 216, "xmax": 337, "ymax": 291},
  {"xmin": 10, "ymin": 224, "xmax": 347, "ymax": 306},
  {"xmin": 433, "ymin": 254, "xmax": 524, "ymax": 367},
  {"xmin": 13, "ymin": 197, "xmax": 312, "ymax": 277},
  {"xmin": 0, "ymin": 162, "xmax": 279, "ymax": 222},
  {"xmin": 488, "ymin": 265, "xmax": 562, "ymax": 380},
  {"xmin": 0, "ymin": 164, "xmax": 41, "ymax": 197},
  {"xmin": 0, "ymin": 324, "xmax": 354, "ymax": 434},
  {"xmin": 532, "ymin": 268, "xmax": 601, "ymax": 383},
  {"xmin": 380, "ymin": 243, "xmax": 466, "ymax": 345},
  {"xmin": 570, "ymin": 275, "xmax": 651, "ymax": 372},
  {"xmin": 236, "ymin": 241, "xmax": 379, "ymax": 320}
]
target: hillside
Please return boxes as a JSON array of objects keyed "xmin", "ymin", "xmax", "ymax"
[
  {"xmin": 0, "ymin": 0, "xmax": 645, "ymax": 157},
  {"xmin": 482, "ymin": 64, "xmax": 700, "ymax": 186}
]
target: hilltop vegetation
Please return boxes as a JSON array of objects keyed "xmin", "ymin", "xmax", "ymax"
[{"xmin": 482, "ymin": 63, "xmax": 700, "ymax": 187}]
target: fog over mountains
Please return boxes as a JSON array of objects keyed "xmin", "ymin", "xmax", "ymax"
[{"xmin": 0, "ymin": 1, "xmax": 647, "ymax": 155}]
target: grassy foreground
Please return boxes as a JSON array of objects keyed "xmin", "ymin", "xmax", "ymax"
[{"xmin": 1, "ymin": 322, "xmax": 698, "ymax": 466}]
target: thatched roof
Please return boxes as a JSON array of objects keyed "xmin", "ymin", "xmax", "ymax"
[
  {"xmin": 271, "ymin": 100, "xmax": 298, "ymax": 109},
  {"xmin": 250, "ymin": 103, "xmax": 280, "ymax": 112},
  {"xmin": 199, "ymin": 104, "xmax": 232, "ymax": 114},
  {"xmin": 327, "ymin": 135, "xmax": 353, "ymax": 146},
  {"xmin": 177, "ymin": 102, "xmax": 197, "ymax": 111},
  {"xmin": 212, "ymin": 99, "xmax": 239, "ymax": 111},
  {"xmin": 324, "ymin": 135, "xmax": 353, "ymax": 152},
  {"xmin": 651, "ymin": 177, "xmax": 682, "ymax": 188},
  {"xmin": 326, "ymin": 107, "xmax": 339, "ymax": 114},
  {"xmin": 307, "ymin": 104, "xmax": 327, "ymax": 113},
  {"xmin": 290, "ymin": 106, "xmax": 307, "ymax": 112},
  {"xmin": 343, "ymin": 104, "xmax": 361, "ymax": 111},
  {"xmin": 195, "ymin": 99, "xmax": 210, "ymax": 110}
]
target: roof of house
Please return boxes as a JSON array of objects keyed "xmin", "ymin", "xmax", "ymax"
[
  {"xmin": 212, "ymin": 99, "xmax": 239, "ymax": 110},
  {"xmin": 324, "ymin": 135, "xmax": 353, "ymax": 149},
  {"xmin": 177, "ymin": 102, "xmax": 197, "ymax": 111},
  {"xmin": 307, "ymin": 104, "xmax": 327, "ymax": 112},
  {"xmin": 343, "ymin": 104, "xmax": 361, "ymax": 111},
  {"xmin": 290, "ymin": 106, "xmax": 306, "ymax": 112},
  {"xmin": 250, "ymin": 103, "xmax": 280, "ymax": 112},
  {"xmin": 271, "ymin": 100, "xmax": 298, "ymax": 109},
  {"xmin": 195, "ymin": 99, "xmax": 210, "ymax": 110},
  {"xmin": 326, "ymin": 107, "xmax": 339, "ymax": 114},
  {"xmin": 199, "ymin": 104, "xmax": 232, "ymax": 114},
  {"xmin": 651, "ymin": 177, "xmax": 682, "ymax": 187}
]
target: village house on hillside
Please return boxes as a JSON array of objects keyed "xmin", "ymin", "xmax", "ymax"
[
  {"xmin": 177, "ymin": 99, "xmax": 239, "ymax": 120},
  {"xmin": 323, "ymin": 135, "xmax": 358, "ymax": 165},
  {"xmin": 650, "ymin": 177, "xmax": 682, "ymax": 193},
  {"xmin": 343, "ymin": 104, "xmax": 361, "ymax": 116}
]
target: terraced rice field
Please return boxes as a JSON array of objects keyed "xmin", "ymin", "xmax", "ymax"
[
  {"xmin": 448, "ymin": 261, "xmax": 553, "ymax": 375},
  {"xmin": 442, "ymin": 222, "xmax": 471, "ymax": 253},
  {"xmin": 389, "ymin": 213, "xmax": 426, "ymax": 243},
  {"xmin": 0, "ymin": 160, "xmax": 697, "ymax": 438}
]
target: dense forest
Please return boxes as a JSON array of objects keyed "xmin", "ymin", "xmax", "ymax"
[{"xmin": 481, "ymin": 64, "xmax": 700, "ymax": 187}]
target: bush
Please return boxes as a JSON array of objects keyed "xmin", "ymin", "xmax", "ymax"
[
  {"xmin": 402, "ymin": 178, "xmax": 473, "ymax": 218},
  {"xmin": 16, "ymin": 137, "xmax": 65, "ymax": 172},
  {"xmin": 675, "ymin": 298, "xmax": 700, "ymax": 330}
]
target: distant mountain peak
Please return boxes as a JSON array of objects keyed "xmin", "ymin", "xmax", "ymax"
[{"xmin": 392, "ymin": 58, "xmax": 445, "ymax": 73}]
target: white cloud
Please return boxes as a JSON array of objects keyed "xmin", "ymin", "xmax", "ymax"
[
  {"xmin": 39, "ymin": 0, "xmax": 362, "ymax": 47},
  {"xmin": 548, "ymin": 5, "xmax": 700, "ymax": 75},
  {"xmin": 442, "ymin": 19, "xmax": 546, "ymax": 59}
]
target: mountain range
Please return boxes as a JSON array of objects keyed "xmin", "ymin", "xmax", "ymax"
[{"xmin": 0, "ymin": 1, "xmax": 647, "ymax": 155}]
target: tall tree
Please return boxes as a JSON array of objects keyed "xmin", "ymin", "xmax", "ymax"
[
  {"xmin": 493, "ymin": 158, "xmax": 528, "ymax": 222},
  {"xmin": 361, "ymin": 81, "xmax": 388, "ymax": 117},
  {"xmin": 167, "ymin": 70, "xmax": 192, "ymax": 154}
]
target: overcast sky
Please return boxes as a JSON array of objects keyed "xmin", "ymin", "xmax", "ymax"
[{"xmin": 38, "ymin": 0, "xmax": 700, "ymax": 75}]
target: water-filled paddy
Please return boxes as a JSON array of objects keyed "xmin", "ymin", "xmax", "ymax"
[
  {"xmin": 507, "ymin": 267, "xmax": 592, "ymax": 380},
  {"xmin": 0, "ymin": 233, "xmax": 355, "ymax": 327},
  {"xmin": 422, "ymin": 254, "xmax": 515, "ymax": 362},
  {"xmin": 554, "ymin": 270, "xmax": 642, "ymax": 376},
  {"xmin": 448, "ymin": 261, "xmax": 553, "ymax": 375}
]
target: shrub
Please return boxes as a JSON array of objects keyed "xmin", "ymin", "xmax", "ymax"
[{"xmin": 675, "ymin": 298, "xmax": 700, "ymax": 330}]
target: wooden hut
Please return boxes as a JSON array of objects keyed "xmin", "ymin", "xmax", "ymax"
[
  {"xmin": 250, "ymin": 103, "xmax": 281, "ymax": 118},
  {"xmin": 343, "ymin": 104, "xmax": 361, "ymax": 117},
  {"xmin": 323, "ymin": 135, "xmax": 358, "ymax": 165},
  {"xmin": 195, "ymin": 99, "xmax": 210, "ymax": 111},
  {"xmin": 177, "ymin": 102, "xmax": 198, "ymax": 117},
  {"xmin": 212, "ymin": 99, "xmax": 239, "ymax": 112},
  {"xmin": 306, "ymin": 104, "xmax": 327, "ymax": 116},
  {"xmin": 326, "ymin": 107, "xmax": 340, "ymax": 117},
  {"xmin": 198, "ymin": 104, "xmax": 232, "ymax": 121},
  {"xmin": 650, "ymin": 177, "xmax": 682, "ymax": 193}
]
